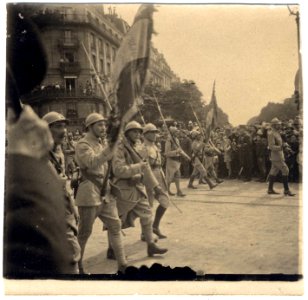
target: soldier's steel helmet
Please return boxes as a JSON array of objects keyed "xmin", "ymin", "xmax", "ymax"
[
  {"xmin": 191, "ymin": 130, "xmax": 201, "ymax": 139},
  {"xmin": 270, "ymin": 117, "xmax": 281, "ymax": 125},
  {"xmin": 42, "ymin": 111, "xmax": 68, "ymax": 125},
  {"xmin": 169, "ymin": 126, "xmax": 178, "ymax": 134},
  {"xmin": 85, "ymin": 113, "xmax": 106, "ymax": 128},
  {"xmin": 143, "ymin": 123, "xmax": 159, "ymax": 134},
  {"xmin": 124, "ymin": 121, "xmax": 143, "ymax": 133}
]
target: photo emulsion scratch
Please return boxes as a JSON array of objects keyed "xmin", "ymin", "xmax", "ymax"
[{"xmin": 3, "ymin": 1, "xmax": 303, "ymax": 295}]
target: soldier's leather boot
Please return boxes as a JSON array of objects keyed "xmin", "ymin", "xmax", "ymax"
[
  {"xmin": 107, "ymin": 247, "xmax": 116, "ymax": 260},
  {"xmin": 78, "ymin": 261, "xmax": 85, "ymax": 274},
  {"xmin": 199, "ymin": 177, "xmax": 208, "ymax": 184},
  {"xmin": 118, "ymin": 264, "xmax": 128, "ymax": 274},
  {"xmin": 284, "ymin": 190, "xmax": 296, "ymax": 196},
  {"xmin": 267, "ymin": 175, "xmax": 279, "ymax": 194},
  {"xmin": 167, "ymin": 183, "xmax": 175, "ymax": 196},
  {"xmin": 147, "ymin": 242, "xmax": 168, "ymax": 257},
  {"xmin": 282, "ymin": 175, "xmax": 295, "ymax": 196},
  {"xmin": 153, "ymin": 228, "xmax": 167, "ymax": 239},
  {"xmin": 177, "ymin": 191, "xmax": 186, "ymax": 197},
  {"xmin": 188, "ymin": 175, "xmax": 197, "ymax": 189},
  {"xmin": 216, "ymin": 178, "xmax": 224, "ymax": 184},
  {"xmin": 153, "ymin": 206, "xmax": 167, "ymax": 239}
]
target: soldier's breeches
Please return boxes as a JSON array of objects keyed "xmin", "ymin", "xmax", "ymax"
[
  {"xmin": 157, "ymin": 192, "xmax": 170, "ymax": 209},
  {"xmin": 77, "ymin": 206, "xmax": 99, "ymax": 260},
  {"xmin": 269, "ymin": 161, "xmax": 289, "ymax": 176},
  {"xmin": 192, "ymin": 163, "xmax": 208, "ymax": 178}
]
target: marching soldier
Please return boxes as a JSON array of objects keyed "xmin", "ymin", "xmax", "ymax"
[
  {"xmin": 267, "ymin": 118, "xmax": 295, "ymax": 196},
  {"xmin": 62, "ymin": 131, "xmax": 77, "ymax": 179},
  {"xmin": 42, "ymin": 112, "xmax": 81, "ymax": 274},
  {"xmin": 143, "ymin": 123, "xmax": 170, "ymax": 239},
  {"xmin": 202, "ymin": 138, "xmax": 224, "ymax": 185},
  {"xmin": 111, "ymin": 121, "xmax": 168, "ymax": 257},
  {"xmin": 75, "ymin": 113, "xmax": 127, "ymax": 273},
  {"xmin": 188, "ymin": 131, "xmax": 217, "ymax": 189},
  {"xmin": 165, "ymin": 126, "xmax": 186, "ymax": 197}
]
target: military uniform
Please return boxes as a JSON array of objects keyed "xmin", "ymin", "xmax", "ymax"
[
  {"xmin": 75, "ymin": 132, "xmax": 127, "ymax": 271},
  {"xmin": 42, "ymin": 111, "xmax": 81, "ymax": 274},
  {"xmin": 268, "ymin": 129, "xmax": 289, "ymax": 176},
  {"xmin": 188, "ymin": 134, "xmax": 216, "ymax": 189},
  {"xmin": 75, "ymin": 113, "xmax": 127, "ymax": 272},
  {"xmin": 111, "ymin": 121, "xmax": 168, "ymax": 256},
  {"xmin": 203, "ymin": 141, "xmax": 223, "ymax": 184},
  {"xmin": 111, "ymin": 140, "xmax": 155, "ymax": 234},
  {"xmin": 165, "ymin": 137, "xmax": 182, "ymax": 185},
  {"xmin": 48, "ymin": 147, "xmax": 81, "ymax": 274}
]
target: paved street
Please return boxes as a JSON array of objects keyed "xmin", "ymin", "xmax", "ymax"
[{"xmin": 82, "ymin": 179, "xmax": 301, "ymax": 275}]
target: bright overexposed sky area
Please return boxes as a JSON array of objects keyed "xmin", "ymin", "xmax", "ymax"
[{"xmin": 111, "ymin": 2, "xmax": 301, "ymax": 126}]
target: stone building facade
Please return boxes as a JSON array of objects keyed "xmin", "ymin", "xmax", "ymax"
[{"xmin": 21, "ymin": 4, "xmax": 178, "ymax": 130}]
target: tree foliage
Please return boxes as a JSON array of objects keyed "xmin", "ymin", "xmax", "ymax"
[
  {"xmin": 140, "ymin": 80, "xmax": 230, "ymax": 128},
  {"xmin": 247, "ymin": 97, "xmax": 300, "ymax": 125}
]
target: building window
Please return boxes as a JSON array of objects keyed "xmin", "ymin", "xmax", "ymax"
[
  {"xmin": 90, "ymin": 33, "xmax": 96, "ymax": 49},
  {"xmin": 98, "ymin": 39, "xmax": 102, "ymax": 53},
  {"xmin": 64, "ymin": 52, "xmax": 74, "ymax": 62},
  {"xmin": 100, "ymin": 58, "xmax": 104, "ymax": 73},
  {"xmin": 112, "ymin": 47, "xmax": 116, "ymax": 61},
  {"xmin": 65, "ymin": 78, "xmax": 76, "ymax": 95},
  {"xmin": 106, "ymin": 43, "xmax": 110, "ymax": 58},
  {"xmin": 67, "ymin": 102, "xmax": 78, "ymax": 119},
  {"xmin": 92, "ymin": 54, "xmax": 97, "ymax": 69},
  {"xmin": 64, "ymin": 30, "xmax": 72, "ymax": 42}
]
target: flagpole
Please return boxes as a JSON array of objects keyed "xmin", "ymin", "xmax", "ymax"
[{"xmin": 81, "ymin": 42, "xmax": 112, "ymax": 111}]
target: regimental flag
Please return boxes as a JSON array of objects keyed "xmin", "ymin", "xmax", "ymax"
[
  {"xmin": 112, "ymin": 4, "xmax": 155, "ymax": 122},
  {"xmin": 205, "ymin": 81, "xmax": 218, "ymax": 140}
]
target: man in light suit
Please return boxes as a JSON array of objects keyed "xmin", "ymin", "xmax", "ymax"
[{"xmin": 267, "ymin": 117, "xmax": 295, "ymax": 196}]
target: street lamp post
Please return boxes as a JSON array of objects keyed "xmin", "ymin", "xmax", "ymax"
[{"xmin": 288, "ymin": 5, "xmax": 302, "ymax": 112}]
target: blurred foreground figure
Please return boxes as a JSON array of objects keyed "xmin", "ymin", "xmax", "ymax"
[
  {"xmin": 42, "ymin": 111, "xmax": 81, "ymax": 274},
  {"xmin": 4, "ymin": 106, "xmax": 75, "ymax": 277}
]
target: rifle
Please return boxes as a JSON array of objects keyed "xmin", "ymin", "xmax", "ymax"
[
  {"xmin": 82, "ymin": 42, "xmax": 112, "ymax": 111},
  {"xmin": 152, "ymin": 93, "xmax": 191, "ymax": 161},
  {"xmin": 82, "ymin": 43, "xmax": 127, "ymax": 201}
]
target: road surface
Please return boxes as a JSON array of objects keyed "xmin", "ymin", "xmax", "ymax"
[{"xmin": 82, "ymin": 178, "xmax": 302, "ymax": 276}]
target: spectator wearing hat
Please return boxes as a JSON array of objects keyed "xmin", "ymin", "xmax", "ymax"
[
  {"xmin": 254, "ymin": 129, "xmax": 268, "ymax": 182},
  {"xmin": 75, "ymin": 113, "xmax": 127, "ymax": 273},
  {"xmin": 267, "ymin": 117, "xmax": 295, "ymax": 196},
  {"xmin": 42, "ymin": 111, "xmax": 81, "ymax": 274},
  {"xmin": 223, "ymin": 135, "xmax": 232, "ymax": 178}
]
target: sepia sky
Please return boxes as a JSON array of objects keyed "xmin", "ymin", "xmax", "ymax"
[{"xmin": 112, "ymin": 2, "xmax": 301, "ymax": 126}]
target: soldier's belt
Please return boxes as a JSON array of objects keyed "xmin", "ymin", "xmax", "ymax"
[
  {"xmin": 151, "ymin": 164, "xmax": 161, "ymax": 170},
  {"xmin": 169, "ymin": 156, "xmax": 181, "ymax": 162}
]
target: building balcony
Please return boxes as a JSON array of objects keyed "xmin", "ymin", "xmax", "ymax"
[
  {"xmin": 58, "ymin": 38, "xmax": 79, "ymax": 49},
  {"xmin": 22, "ymin": 85, "xmax": 106, "ymax": 103},
  {"xmin": 32, "ymin": 11, "xmax": 121, "ymax": 46},
  {"xmin": 59, "ymin": 61, "xmax": 81, "ymax": 75}
]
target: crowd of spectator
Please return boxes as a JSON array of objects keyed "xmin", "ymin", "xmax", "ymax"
[{"xmin": 154, "ymin": 116, "xmax": 303, "ymax": 184}]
